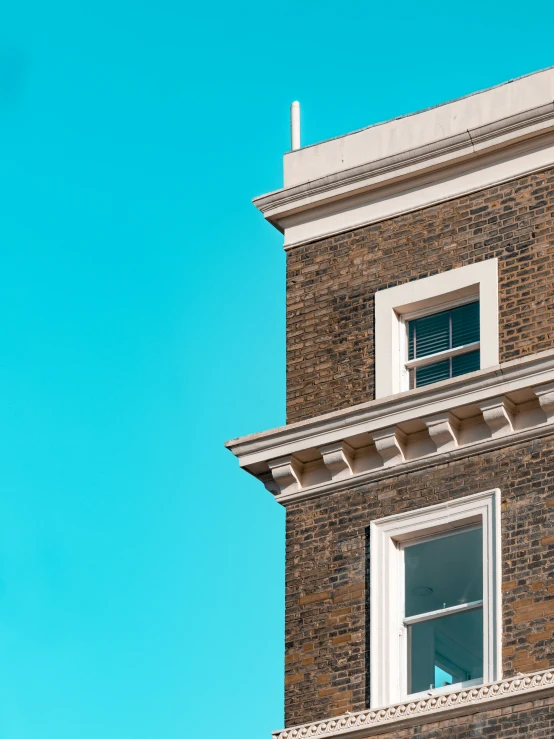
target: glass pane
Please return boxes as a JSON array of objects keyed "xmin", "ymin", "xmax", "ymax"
[
  {"xmin": 404, "ymin": 527, "xmax": 482, "ymax": 617},
  {"xmin": 415, "ymin": 359, "xmax": 450, "ymax": 387},
  {"xmin": 451, "ymin": 302, "xmax": 480, "ymax": 348},
  {"xmin": 408, "ymin": 608, "xmax": 483, "ymax": 694},
  {"xmin": 452, "ymin": 350, "xmax": 480, "ymax": 377},
  {"xmin": 435, "ymin": 665, "xmax": 453, "ymax": 688},
  {"xmin": 408, "ymin": 321, "xmax": 416, "ymax": 361},
  {"xmin": 411, "ymin": 311, "xmax": 450, "ymax": 359}
]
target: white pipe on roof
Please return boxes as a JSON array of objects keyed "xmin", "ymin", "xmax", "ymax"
[{"xmin": 290, "ymin": 101, "xmax": 300, "ymax": 151}]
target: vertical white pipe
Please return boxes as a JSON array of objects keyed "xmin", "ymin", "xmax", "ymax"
[{"xmin": 290, "ymin": 101, "xmax": 300, "ymax": 151}]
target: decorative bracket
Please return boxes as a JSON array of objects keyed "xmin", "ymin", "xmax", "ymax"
[
  {"xmin": 534, "ymin": 382, "xmax": 554, "ymax": 423},
  {"xmin": 423, "ymin": 411, "xmax": 460, "ymax": 452},
  {"xmin": 227, "ymin": 351, "xmax": 554, "ymax": 505},
  {"xmin": 267, "ymin": 455, "xmax": 303, "ymax": 496},
  {"xmin": 479, "ymin": 395, "xmax": 516, "ymax": 437},
  {"xmin": 320, "ymin": 441, "xmax": 355, "ymax": 481},
  {"xmin": 260, "ymin": 472, "xmax": 281, "ymax": 497},
  {"xmin": 372, "ymin": 427, "xmax": 406, "ymax": 467}
]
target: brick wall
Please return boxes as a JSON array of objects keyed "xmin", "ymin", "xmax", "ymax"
[
  {"xmin": 286, "ymin": 168, "xmax": 554, "ymax": 424},
  {"xmin": 348, "ymin": 697, "xmax": 554, "ymax": 739},
  {"xmin": 284, "ymin": 434, "xmax": 554, "ymax": 727}
]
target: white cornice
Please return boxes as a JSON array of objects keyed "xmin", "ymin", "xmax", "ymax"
[
  {"xmin": 226, "ymin": 349, "xmax": 554, "ymax": 462},
  {"xmin": 256, "ymin": 102, "xmax": 554, "ymax": 218},
  {"xmin": 225, "ymin": 350, "xmax": 554, "ymax": 505},
  {"xmin": 272, "ymin": 668, "xmax": 554, "ymax": 739},
  {"xmin": 254, "ymin": 101, "xmax": 554, "ymax": 249},
  {"xmin": 282, "ymin": 68, "xmax": 554, "ymax": 188}
]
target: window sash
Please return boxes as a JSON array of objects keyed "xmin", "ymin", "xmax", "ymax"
[
  {"xmin": 402, "ymin": 599, "xmax": 483, "ymax": 626},
  {"xmin": 401, "ymin": 301, "xmax": 481, "ymax": 391},
  {"xmin": 399, "ymin": 527, "xmax": 486, "ymax": 699},
  {"xmin": 408, "ymin": 301, "xmax": 480, "ymax": 361},
  {"xmin": 405, "ymin": 341, "xmax": 480, "ymax": 370},
  {"xmin": 405, "ymin": 606, "xmax": 485, "ymax": 696}
]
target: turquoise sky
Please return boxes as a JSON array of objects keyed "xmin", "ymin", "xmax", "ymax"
[{"xmin": 1, "ymin": 1, "xmax": 553, "ymax": 737}]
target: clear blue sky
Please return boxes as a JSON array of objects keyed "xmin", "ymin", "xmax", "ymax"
[{"xmin": 0, "ymin": 1, "xmax": 552, "ymax": 737}]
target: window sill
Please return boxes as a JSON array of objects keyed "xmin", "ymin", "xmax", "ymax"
[{"xmin": 406, "ymin": 675, "xmax": 483, "ymax": 702}]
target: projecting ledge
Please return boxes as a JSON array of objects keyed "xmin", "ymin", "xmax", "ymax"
[
  {"xmin": 225, "ymin": 349, "xmax": 554, "ymax": 503},
  {"xmin": 272, "ymin": 668, "xmax": 554, "ymax": 739}
]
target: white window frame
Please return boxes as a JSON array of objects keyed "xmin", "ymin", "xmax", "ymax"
[
  {"xmin": 369, "ymin": 489, "xmax": 501, "ymax": 708},
  {"xmin": 374, "ymin": 260, "xmax": 499, "ymax": 399}
]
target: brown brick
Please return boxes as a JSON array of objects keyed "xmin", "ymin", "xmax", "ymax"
[
  {"xmin": 299, "ymin": 590, "xmax": 331, "ymax": 605},
  {"xmin": 331, "ymin": 633, "xmax": 352, "ymax": 645},
  {"xmin": 285, "ymin": 673, "xmax": 304, "ymax": 686},
  {"xmin": 284, "ymin": 434, "xmax": 554, "ymax": 726},
  {"xmin": 279, "ymin": 168, "xmax": 554, "ymax": 731},
  {"xmin": 316, "ymin": 686, "xmax": 338, "ymax": 698},
  {"xmin": 286, "ymin": 170, "xmax": 554, "ymax": 423}
]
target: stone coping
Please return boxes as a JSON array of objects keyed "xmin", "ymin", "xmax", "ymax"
[
  {"xmin": 278, "ymin": 67, "xmax": 554, "ymax": 190},
  {"xmin": 252, "ymin": 69, "xmax": 554, "ymax": 249},
  {"xmin": 257, "ymin": 102, "xmax": 554, "ymax": 217}
]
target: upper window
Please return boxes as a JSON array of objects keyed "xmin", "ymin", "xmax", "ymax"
[
  {"xmin": 370, "ymin": 489, "xmax": 501, "ymax": 708},
  {"xmin": 374, "ymin": 260, "xmax": 498, "ymax": 398},
  {"xmin": 406, "ymin": 301, "xmax": 480, "ymax": 389}
]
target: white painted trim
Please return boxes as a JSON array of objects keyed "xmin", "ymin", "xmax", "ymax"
[
  {"xmin": 277, "ymin": 135, "xmax": 554, "ymax": 248},
  {"xmin": 281, "ymin": 69, "xmax": 554, "ymax": 188},
  {"xmin": 400, "ymin": 293, "xmax": 478, "ymax": 321},
  {"xmin": 370, "ymin": 489, "xmax": 501, "ymax": 708},
  {"xmin": 375, "ymin": 261, "xmax": 498, "ymax": 399},
  {"xmin": 225, "ymin": 349, "xmax": 554, "ymax": 505},
  {"xmin": 272, "ymin": 422, "xmax": 554, "ymax": 507},
  {"xmin": 272, "ymin": 668, "xmax": 554, "ymax": 739},
  {"xmin": 226, "ymin": 348, "xmax": 554, "ymax": 467},
  {"xmin": 255, "ymin": 71, "xmax": 554, "ymax": 249}
]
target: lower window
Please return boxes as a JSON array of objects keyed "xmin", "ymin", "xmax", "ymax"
[
  {"xmin": 370, "ymin": 490, "xmax": 501, "ymax": 707},
  {"xmin": 402, "ymin": 526, "xmax": 483, "ymax": 695}
]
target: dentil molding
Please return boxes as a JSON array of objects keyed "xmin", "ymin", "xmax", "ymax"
[{"xmin": 273, "ymin": 668, "xmax": 554, "ymax": 739}]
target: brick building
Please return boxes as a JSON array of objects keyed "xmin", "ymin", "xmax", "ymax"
[{"xmin": 226, "ymin": 68, "xmax": 554, "ymax": 738}]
